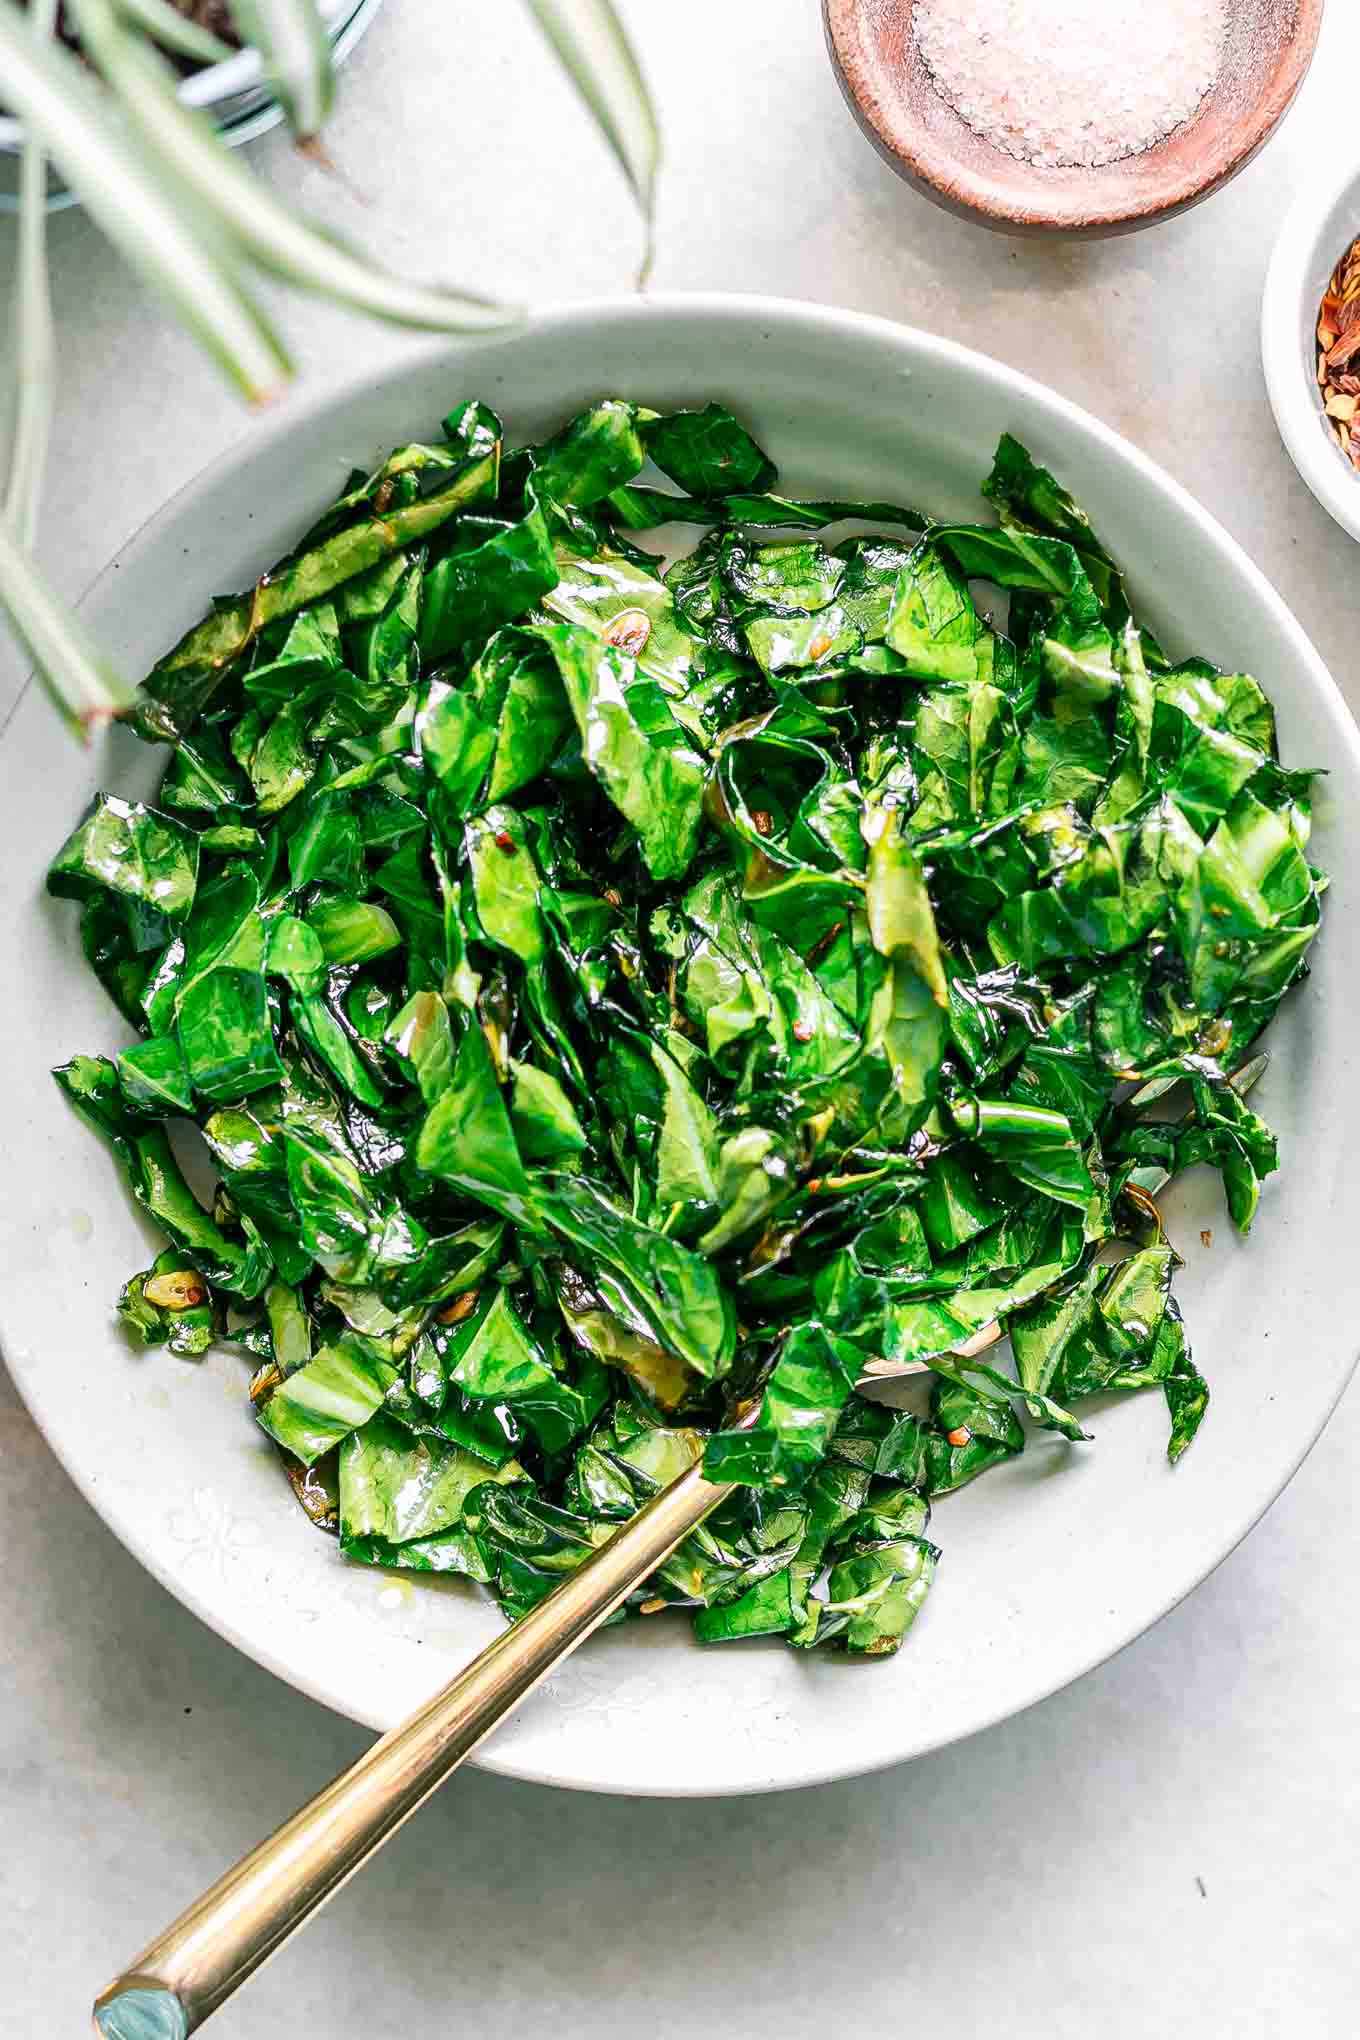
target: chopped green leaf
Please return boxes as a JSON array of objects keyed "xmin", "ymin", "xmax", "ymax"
[{"xmin": 49, "ymin": 406, "xmax": 1321, "ymax": 1663}]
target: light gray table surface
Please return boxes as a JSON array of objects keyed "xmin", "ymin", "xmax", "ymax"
[{"xmin": 3, "ymin": 3, "xmax": 1359, "ymax": 2033}]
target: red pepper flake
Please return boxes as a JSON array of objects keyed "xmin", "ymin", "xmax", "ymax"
[
  {"xmin": 805, "ymin": 1177, "xmax": 824, "ymax": 1195},
  {"xmin": 946, "ymin": 1426, "xmax": 973, "ymax": 1448},
  {"xmin": 807, "ymin": 631, "xmax": 834, "ymax": 662},
  {"xmin": 751, "ymin": 809, "xmax": 774, "ymax": 837},
  {"xmin": 494, "ymin": 830, "xmax": 516, "ymax": 853},
  {"xmin": 791, "ymin": 1020, "xmax": 814, "ymax": 1042}
]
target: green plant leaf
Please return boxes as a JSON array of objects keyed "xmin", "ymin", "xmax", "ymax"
[
  {"xmin": 119, "ymin": 0, "xmax": 235, "ymax": 61},
  {"xmin": 306, "ymin": 897, "xmax": 402, "ymax": 966},
  {"xmin": 416, "ymin": 1016, "xmax": 536, "ymax": 1221},
  {"xmin": 0, "ymin": 520, "xmax": 135, "ymax": 734},
  {"xmin": 177, "ymin": 966, "xmax": 283, "ymax": 1102},
  {"xmin": 524, "ymin": 0, "xmax": 659, "ymax": 278},
  {"xmin": 231, "ymin": 0, "xmax": 334, "ymax": 140},
  {"xmin": 71, "ymin": 0, "xmax": 517, "ymax": 337},
  {"xmin": 704, "ymin": 1325, "xmax": 862, "ymax": 1489},
  {"xmin": 641, "ymin": 404, "xmax": 777, "ymax": 498},
  {"xmin": 116, "ymin": 1034, "xmax": 193, "ymax": 1116},
  {"xmin": 537, "ymin": 1173, "xmax": 736, "ymax": 1386},
  {"xmin": 12, "ymin": 0, "xmax": 291, "ymax": 402},
  {"xmin": 509, "ymin": 1058, "xmax": 589, "ymax": 1161},
  {"xmin": 2, "ymin": 0, "xmax": 56, "ymax": 547},
  {"xmin": 651, "ymin": 1038, "xmax": 721, "ymax": 1213}
]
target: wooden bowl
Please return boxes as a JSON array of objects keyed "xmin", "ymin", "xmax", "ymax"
[{"xmin": 824, "ymin": 0, "xmax": 1324, "ymax": 236}]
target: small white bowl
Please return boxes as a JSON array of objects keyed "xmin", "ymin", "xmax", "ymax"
[{"xmin": 1262, "ymin": 152, "xmax": 1360, "ymax": 542}]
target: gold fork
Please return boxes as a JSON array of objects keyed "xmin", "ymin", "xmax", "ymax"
[
  {"xmin": 94, "ymin": 1062, "xmax": 1257, "ymax": 2035},
  {"xmin": 91, "ymin": 1336, "xmax": 954, "ymax": 2039}
]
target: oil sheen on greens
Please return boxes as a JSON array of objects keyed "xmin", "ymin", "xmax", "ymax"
[{"xmin": 48, "ymin": 398, "xmax": 1325, "ymax": 1658}]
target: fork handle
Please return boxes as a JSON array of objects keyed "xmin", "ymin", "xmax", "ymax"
[{"xmin": 93, "ymin": 1452, "xmax": 736, "ymax": 2039}]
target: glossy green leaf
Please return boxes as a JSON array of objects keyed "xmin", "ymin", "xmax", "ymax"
[
  {"xmin": 509, "ymin": 1059, "xmax": 589, "ymax": 1161},
  {"xmin": 137, "ymin": 452, "xmax": 498, "ymax": 742},
  {"xmin": 642, "ymin": 404, "xmax": 776, "ymax": 498},
  {"xmin": 47, "ymin": 794, "xmax": 198, "ymax": 920},
  {"xmin": 116, "ymin": 1033, "xmax": 193, "ymax": 1116},
  {"xmin": 545, "ymin": 543, "xmax": 706, "ymax": 696},
  {"xmin": 266, "ymin": 913, "xmax": 326, "ymax": 994},
  {"xmin": 385, "ymin": 989, "xmax": 455, "ymax": 1104},
  {"xmin": 415, "ymin": 1016, "xmax": 536, "ymax": 1222},
  {"xmin": 306, "ymin": 897, "xmax": 402, "ymax": 966},
  {"xmin": 117, "ymin": 1249, "xmax": 216, "ymax": 1358},
  {"xmin": 340, "ymin": 1408, "xmax": 521, "ymax": 1544},
  {"xmin": 538, "ymin": 1173, "xmax": 736, "ymax": 1386},
  {"xmin": 534, "ymin": 399, "xmax": 648, "ymax": 506},
  {"xmin": 449, "ymin": 1288, "xmax": 602, "ymax": 1454},
  {"xmin": 177, "ymin": 968, "xmax": 283, "ymax": 1102},
  {"xmin": 651, "ymin": 1039, "xmax": 721, "ymax": 1213},
  {"xmin": 50, "ymin": 411, "xmax": 1321, "ymax": 1662},
  {"xmin": 258, "ymin": 1334, "xmax": 398, "ymax": 1464},
  {"xmin": 532, "ymin": 618, "xmax": 707, "ymax": 880},
  {"xmin": 419, "ymin": 494, "xmax": 558, "ymax": 661},
  {"xmin": 704, "ymin": 1325, "xmax": 861, "ymax": 1489},
  {"xmin": 814, "ymin": 1535, "xmax": 938, "ymax": 1656}
]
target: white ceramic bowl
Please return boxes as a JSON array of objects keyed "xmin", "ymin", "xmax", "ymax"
[
  {"xmin": 1263, "ymin": 150, "xmax": 1360, "ymax": 541},
  {"xmin": 4, "ymin": 296, "xmax": 1359, "ymax": 1797}
]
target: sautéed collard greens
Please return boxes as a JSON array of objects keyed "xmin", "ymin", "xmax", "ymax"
[{"xmin": 48, "ymin": 399, "xmax": 1324, "ymax": 1656}]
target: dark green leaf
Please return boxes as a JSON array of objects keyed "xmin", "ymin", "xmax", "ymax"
[
  {"xmin": 642, "ymin": 403, "xmax": 777, "ymax": 498},
  {"xmin": 415, "ymin": 1015, "xmax": 536, "ymax": 1222},
  {"xmin": 115, "ymin": 1034, "xmax": 192, "ymax": 1116},
  {"xmin": 419, "ymin": 492, "xmax": 559, "ymax": 661},
  {"xmin": 538, "ymin": 1173, "xmax": 736, "ymax": 1386},
  {"xmin": 339, "ymin": 1409, "xmax": 521, "ymax": 1543},
  {"xmin": 51, "ymin": 410, "xmax": 1319, "ymax": 1663},
  {"xmin": 534, "ymin": 399, "xmax": 647, "ymax": 506},
  {"xmin": 177, "ymin": 968, "xmax": 283, "ymax": 1102},
  {"xmin": 47, "ymin": 794, "xmax": 198, "ymax": 920},
  {"xmin": 509, "ymin": 1058, "xmax": 589, "ymax": 1161},
  {"xmin": 258, "ymin": 1335, "xmax": 399, "ymax": 1464},
  {"xmin": 136, "ymin": 449, "xmax": 499, "ymax": 742},
  {"xmin": 532, "ymin": 619, "xmax": 707, "ymax": 880},
  {"xmin": 306, "ymin": 898, "xmax": 402, "ymax": 966},
  {"xmin": 703, "ymin": 1325, "xmax": 861, "ymax": 1489}
]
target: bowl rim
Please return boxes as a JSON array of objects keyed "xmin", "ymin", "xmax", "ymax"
[
  {"xmin": 823, "ymin": 0, "xmax": 1325, "ymax": 234},
  {"xmin": 8, "ymin": 290, "xmax": 1360, "ymax": 1795},
  {"xmin": 1262, "ymin": 146, "xmax": 1360, "ymax": 544}
]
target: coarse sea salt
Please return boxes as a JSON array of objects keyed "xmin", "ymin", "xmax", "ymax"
[{"xmin": 912, "ymin": 0, "xmax": 1228, "ymax": 170}]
